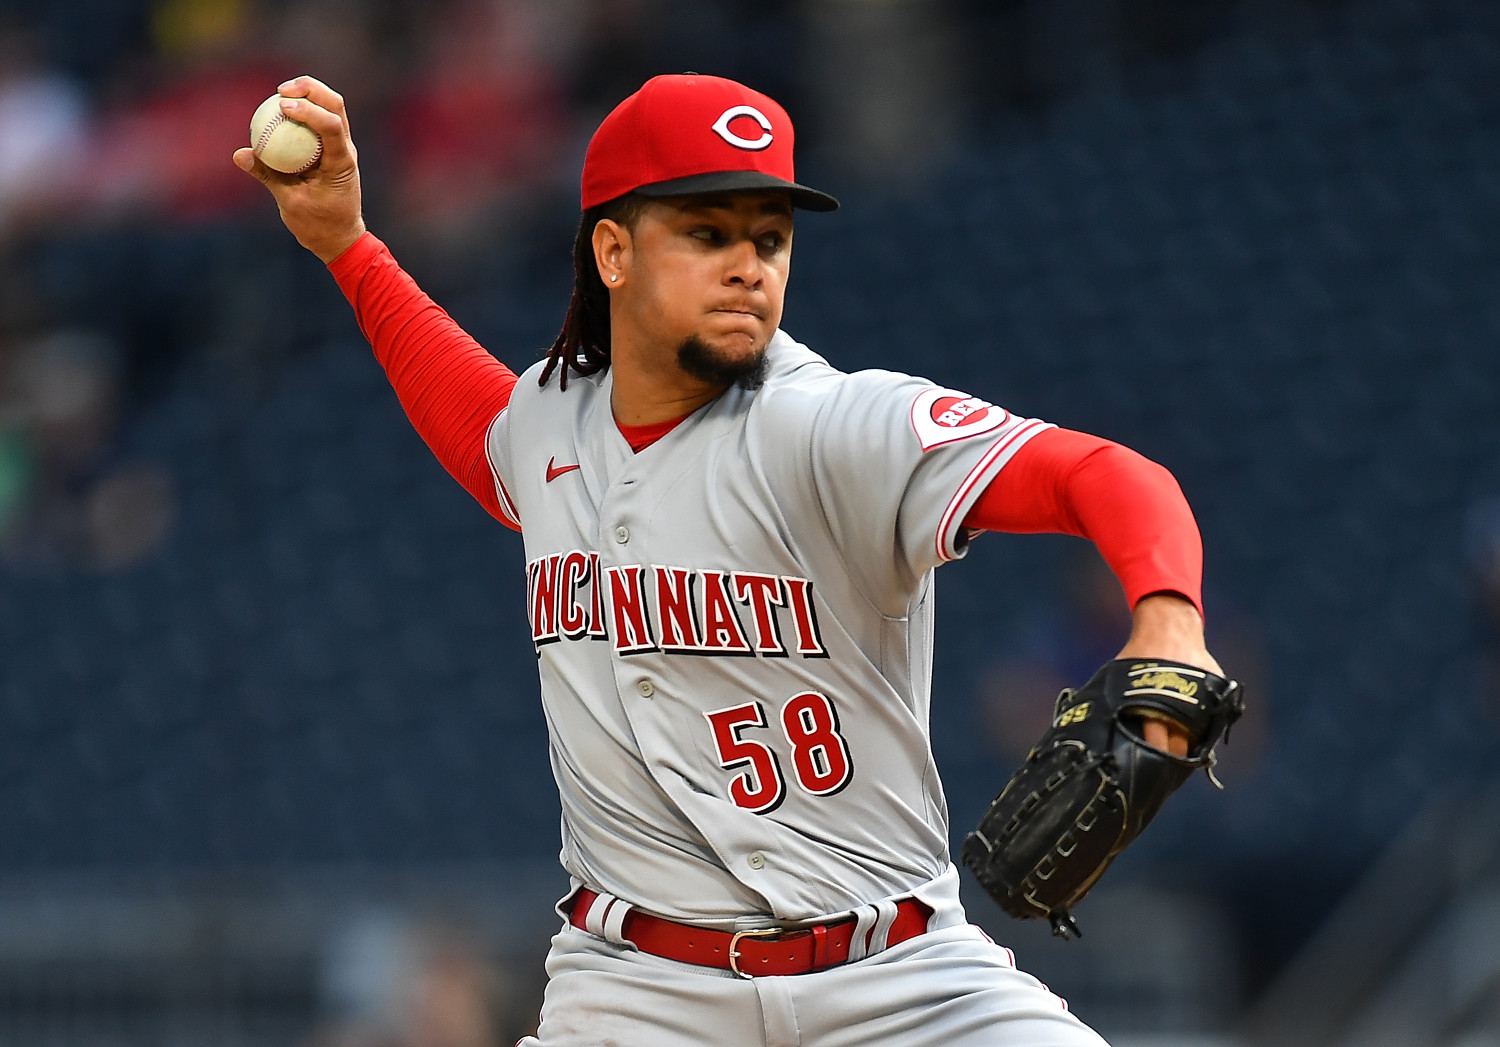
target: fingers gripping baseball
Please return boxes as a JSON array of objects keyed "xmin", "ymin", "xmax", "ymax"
[{"xmin": 234, "ymin": 76, "xmax": 366, "ymax": 264}]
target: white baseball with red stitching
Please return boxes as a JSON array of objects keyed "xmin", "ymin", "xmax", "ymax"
[{"xmin": 248, "ymin": 94, "xmax": 323, "ymax": 175}]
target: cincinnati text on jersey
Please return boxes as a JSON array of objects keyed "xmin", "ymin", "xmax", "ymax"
[{"xmin": 525, "ymin": 551, "xmax": 827, "ymax": 658}]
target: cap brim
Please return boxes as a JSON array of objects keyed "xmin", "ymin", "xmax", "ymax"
[{"xmin": 634, "ymin": 171, "xmax": 839, "ymax": 212}]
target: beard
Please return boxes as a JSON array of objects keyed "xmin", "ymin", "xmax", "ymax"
[{"xmin": 676, "ymin": 335, "xmax": 769, "ymax": 392}]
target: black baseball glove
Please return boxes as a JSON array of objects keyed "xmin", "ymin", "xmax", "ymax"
[{"xmin": 960, "ymin": 658, "xmax": 1244, "ymax": 939}]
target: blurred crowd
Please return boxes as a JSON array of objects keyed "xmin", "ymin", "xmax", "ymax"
[
  {"xmin": 0, "ymin": 0, "xmax": 624, "ymax": 571},
  {"xmin": 0, "ymin": 0, "xmax": 642, "ymax": 244},
  {"xmin": 304, "ymin": 914, "xmax": 515, "ymax": 1047}
]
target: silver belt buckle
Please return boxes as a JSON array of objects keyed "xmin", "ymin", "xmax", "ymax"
[{"xmin": 727, "ymin": 928, "xmax": 782, "ymax": 978}]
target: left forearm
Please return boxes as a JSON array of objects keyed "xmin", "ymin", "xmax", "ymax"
[{"xmin": 966, "ymin": 428, "xmax": 1203, "ymax": 615}]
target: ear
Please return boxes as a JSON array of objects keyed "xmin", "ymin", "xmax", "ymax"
[{"xmin": 592, "ymin": 218, "xmax": 631, "ymax": 288}]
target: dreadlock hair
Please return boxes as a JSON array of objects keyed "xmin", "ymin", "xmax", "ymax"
[{"xmin": 540, "ymin": 193, "xmax": 650, "ymax": 390}]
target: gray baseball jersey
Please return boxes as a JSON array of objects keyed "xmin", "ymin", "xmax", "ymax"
[{"xmin": 486, "ymin": 330, "xmax": 1052, "ymax": 927}]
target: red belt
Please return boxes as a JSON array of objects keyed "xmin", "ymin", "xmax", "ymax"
[{"xmin": 569, "ymin": 888, "xmax": 932, "ymax": 978}]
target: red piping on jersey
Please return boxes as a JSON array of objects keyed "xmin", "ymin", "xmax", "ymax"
[
  {"xmin": 936, "ymin": 418, "xmax": 1051, "ymax": 562},
  {"xmin": 486, "ymin": 408, "xmax": 523, "ymax": 527}
]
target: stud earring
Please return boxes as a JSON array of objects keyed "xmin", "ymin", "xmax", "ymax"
[{"xmin": 610, "ymin": 274, "xmax": 618, "ymax": 282}]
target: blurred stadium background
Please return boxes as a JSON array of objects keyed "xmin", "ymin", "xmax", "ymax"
[{"xmin": 0, "ymin": 0, "xmax": 1498, "ymax": 1043}]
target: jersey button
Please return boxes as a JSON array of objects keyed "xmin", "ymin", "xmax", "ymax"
[
  {"xmin": 636, "ymin": 680, "xmax": 655, "ymax": 698},
  {"xmin": 747, "ymin": 852, "xmax": 766, "ymax": 871},
  {"xmin": 614, "ymin": 526, "xmax": 630, "ymax": 544}
]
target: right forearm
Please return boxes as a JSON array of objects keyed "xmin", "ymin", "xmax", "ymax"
[{"xmin": 330, "ymin": 233, "xmax": 519, "ymax": 525}]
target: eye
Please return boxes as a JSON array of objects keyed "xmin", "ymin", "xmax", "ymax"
[
  {"xmin": 689, "ymin": 227, "xmax": 723, "ymax": 244},
  {"xmin": 757, "ymin": 232, "xmax": 785, "ymax": 251}
]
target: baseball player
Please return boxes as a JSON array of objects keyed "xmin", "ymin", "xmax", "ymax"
[{"xmin": 235, "ymin": 73, "xmax": 1229, "ymax": 1046}]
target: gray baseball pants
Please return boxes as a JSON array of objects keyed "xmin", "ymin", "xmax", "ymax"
[{"xmin": 517, "ymin": 920, "xmax": 1109, "ymax": 1046}]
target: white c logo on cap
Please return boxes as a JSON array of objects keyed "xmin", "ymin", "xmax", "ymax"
[{"xmin": 712, "ymin": 105, "xmax": 774, "ymax": 151}]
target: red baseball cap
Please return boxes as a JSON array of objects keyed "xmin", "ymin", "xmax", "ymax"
[{"xmin": 580, "ymin": 74, "xmax": 839, "ymax": 213}]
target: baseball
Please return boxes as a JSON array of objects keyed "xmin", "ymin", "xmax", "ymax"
[{"xmin": 249, "ymin": 94, "xmax": 323, "ymax": 175}]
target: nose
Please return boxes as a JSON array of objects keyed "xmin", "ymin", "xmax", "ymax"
[{"xmin": 724, "ymin": 238, "xmax": 763, "ymax": 288}]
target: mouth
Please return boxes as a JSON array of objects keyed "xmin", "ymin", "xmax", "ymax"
[{"xmin": 711, "ymin": 306, "xmax": 765, "ymax": 321}]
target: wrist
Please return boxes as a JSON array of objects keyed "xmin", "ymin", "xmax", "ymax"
[
  {"xmin": 312, "ymin": 219, "xmax": 368, "ymax": 266},
  {"xmin": 1116, "ymin": 593, "xmax": 1223, "ymax": 676}
]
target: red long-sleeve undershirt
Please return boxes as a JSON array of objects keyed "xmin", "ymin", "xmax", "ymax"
[
  {"xmin": 969, "ymin": 428, "xmax": 1202, "ymax": 613},
  {"xmin": 328, "ymin": 232, "xmax": 1202, "ymax": 614},
  {"xmin": 331, "ymin": 233, "xmax": 517, "ymax": 521}
]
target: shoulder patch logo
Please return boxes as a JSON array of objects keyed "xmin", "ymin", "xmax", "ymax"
[{"xmin": 909, "ymin": 387, "xmax": 1010, "ymax": 451}]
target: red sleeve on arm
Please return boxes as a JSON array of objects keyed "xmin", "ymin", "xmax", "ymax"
[
  {"xmin": 964, "ymin": 427, "xmax": 1203, "ymax": 615},
  {"xmin": 328, "ymin": 233, "xmax": 520, "ymax": 529}
]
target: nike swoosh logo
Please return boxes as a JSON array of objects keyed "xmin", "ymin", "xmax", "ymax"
[{"xmin": 546, "ymin": 457, "xmax": 582, "ymax": 483}]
